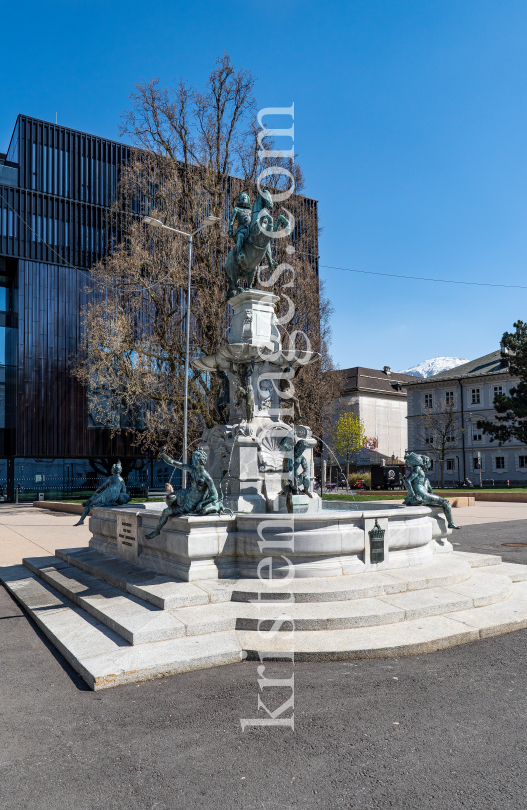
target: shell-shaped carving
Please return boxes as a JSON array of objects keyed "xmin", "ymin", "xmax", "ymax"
[{"xmin": 257, "ymin": 423, "xmax": 292, "ymax": 472}]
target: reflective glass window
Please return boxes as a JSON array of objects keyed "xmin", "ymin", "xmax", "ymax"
[
  {"xmin": 0, "ymin": 326, "xmax": 6, "ymax": 364},
  {"xmin": 64, "ymin": 150, "xmax": 68, "ymax": 196},
  {"xmin": 32, "ymin": 143, "xmax": 37, "ymax": 189},
  {"xmin": 0, "ymin": 287, "xmax": 9, "ymax": 311}
]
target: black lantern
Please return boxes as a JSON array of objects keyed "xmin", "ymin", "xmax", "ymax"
[{"xmin": 369, "ymin": 519, "xmax": 385, "ymax": 564}]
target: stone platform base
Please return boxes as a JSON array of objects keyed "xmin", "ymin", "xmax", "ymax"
[
  {"xmin": 2, "ymin": 550, "xmax": 527, "ymax": 689},
  {"xmin": 88, "ymin": 502, "xmax": 446, "ymax": 581}
]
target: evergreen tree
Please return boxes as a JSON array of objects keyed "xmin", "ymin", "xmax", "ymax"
[{"xmin": 478, "ymin": 321, "xmax": 527, "ymax": 443}]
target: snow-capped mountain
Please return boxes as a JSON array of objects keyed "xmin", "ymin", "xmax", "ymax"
[{"xmin": 397, "ymin": 357, "xmax": 469, "ymax": 378}]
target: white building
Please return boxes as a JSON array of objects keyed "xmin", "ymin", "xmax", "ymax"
[
  {"xmin": 323, "ymin": 365, "xmax": 416, "ymax": 480},
  {"xmin": 406, "ymin": 348, "xmax": 527, "ymax": 485}
]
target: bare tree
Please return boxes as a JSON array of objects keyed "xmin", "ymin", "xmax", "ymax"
[
  {"xmin": 419, "ymin": 403, "xmax": 461, "ymax": 487},
  {"xmin": 72, "ymin": 55, "xmax": 335, "ymax": 457}
]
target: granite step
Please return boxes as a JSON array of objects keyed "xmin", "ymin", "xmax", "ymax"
[
  {"xmin": 3, "ymin": 557, "xmax": 526, "ymax": 690},
  {"xmin": 237, "ymin": 583, "xmax": 527, "ymax": 660},
  {"xmin": 166, "ymin": 569, "xmax": 512, "ymax": 633},
  {"xmin": 54, "ymin": 549, "xmax": 473, "ymax": 606},
  {"xmin": 236, "ymin": 616, "xmax": 482, "ymax": 660},
  {"xmin": 182, "ymin": 556, "xmax": 473, "ymax": 604},
  {"xmin": 0, "ymin": 564, "xmax": 242, "ymax": 690},
  {"xmin": 55, "ymin": 547, "xmax": 210, "ymax": 609},
  {"xmin": 23, "ymin": 556, "xmax": 186, "ymax": 645},
  {"xmin": 453, "ymin": 551, "xmax": 502, "ymax": 567},
  {"xmin": 479, "ymin": 561, "xmax": 527, "ymax": 582}
]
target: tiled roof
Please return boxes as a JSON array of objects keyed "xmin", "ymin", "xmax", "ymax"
[
  {"xmin": 331, "ymin": 366, "xmax": 416, "ymax": 397},
  {"xmin": 406, "ymin": 350, "xmax": 507, "ymax": 384}
]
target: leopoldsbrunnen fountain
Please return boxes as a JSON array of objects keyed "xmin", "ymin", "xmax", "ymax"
[{"xmin": 3, "ymin": 191, "xmax": 527, "ymax": 689}]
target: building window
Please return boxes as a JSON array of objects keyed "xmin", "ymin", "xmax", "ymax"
[
  {"xmin": 471, "ymin": 389, "xmax": 480, "ymax": 404},
  {"xmin": 494, "ymin": 385, "xmax": 503, "ymax": 397},
  {"xmin": 424, "ymin": 394, "xmax": 433, "ymax": 409},
  {"xmin": 472, "ymin": 430, "xmax": 482, "ymax": 442},
  {"xmin": 473, "ymin": 457, "xmax": 481, "ymax": 470},
  {"xmin": 519, "ymin": 456, "xmax": 527, "ymax": 468},
  {"xmin": 496, "ymin": 456, "xmax": 505, "ymax": 469},
  {"xmin": 445, "ymin": 391, "xmax": 454, "ymax": 405},
  {"xmin": 424, "ymin": 433, "xmax": 434, "ymax": 446},
  {"xmin": 446, "ymin": 459, "xmax": 455, "ymax": 471}
]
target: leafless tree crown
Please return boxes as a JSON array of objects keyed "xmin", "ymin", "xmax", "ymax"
[{"xmin": 72, "ymin": 54, "xmax": 335, "ymax": 455}]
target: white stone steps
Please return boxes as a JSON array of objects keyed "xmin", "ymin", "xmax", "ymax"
[
  {"xmin": 55, "ymin": 547, "xmax": 209, "ymax": 609},
  {"xmin": 237, "ymin": 583, "xmax": 527, "ymax": 660},
  {"xmin": 236, "ymin": 616, "xmax": 482, "ymax": 660},
  {"xmin": 444, "ymin": 581, "xmax": 527, "ymax": 638},
  {"xmin": 479, "ymin": 562, "xmax": 527, "ymax": 582},
  {"xmin": 169, "ymin": 598, "xmax": 405, "ymax": 634},
  {"xmin": 78, "ymin": 631, "xmax": 243, "ymax": 691},
  {"xmin": 195, "ymin": 556, "xmax": 473, "ymax": 604},
  {"xmin": 23, "ymin": 556, "xmax": 186, "ymax": 645},
  {"xmin": 164, "ymin": 569, "xmax": 511, "ymax": 633},
  {"xmin": 0, "ymin": 564, "xmax": 243, "ymax": 690},
  {"xmin": 453, "ymin": 551, "xmax": 502, "ymax": 567},
  {"xmin": 373, "ymin": 574, "xmax": 512, "ymax": 619},
  {"xmin": 4, "ymin": 549, "xmax": 527, "ymax": 691}
]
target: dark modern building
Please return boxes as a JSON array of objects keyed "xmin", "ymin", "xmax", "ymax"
[
  {"xmin": 0, "ymin": 115, "xmax": 158, "ymax": 500},
  {"xmin": 0, "ymin": 114, "xmax": 320, "ymax": 501}
]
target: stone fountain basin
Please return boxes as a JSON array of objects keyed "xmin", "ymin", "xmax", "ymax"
[
  {"xmin": 235, "ymin": 504, "xmax": 441, "ymax": 579},
  {"xmin": 89, "ymin": 502, "xmax": 451, "ymax": 582}
]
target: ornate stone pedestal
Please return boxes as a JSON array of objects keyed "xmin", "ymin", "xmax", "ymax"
[
  {"xmin": 193, "ymin": 288, "xmax": 320, "ymax": 514},
  {"xmin": 90, "ymin": 505, "xmax": 236, "ymax": 581}
]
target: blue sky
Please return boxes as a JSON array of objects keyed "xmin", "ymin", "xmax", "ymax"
[{"xmin": 3, "ymin": 0, "xmax": 527, "ymax": 371}]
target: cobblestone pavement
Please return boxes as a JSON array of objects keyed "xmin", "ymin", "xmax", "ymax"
[{"xmin": 1, "ymin": 511, "xmax": 527, "ymax": 810}]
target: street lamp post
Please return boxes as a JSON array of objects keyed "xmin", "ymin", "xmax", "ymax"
[{"xmin": 142, "ymin": 214, "xmax": 220, "ymax": 486}]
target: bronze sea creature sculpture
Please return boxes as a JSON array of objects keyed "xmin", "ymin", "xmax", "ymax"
[
  {"xmin": 403, "ymin": 452, "xmax": 460, "ymax": 529},
  {"xmin": 280, "ymin": 437, "xmax": 313, "ymax": 513},
  {"xmin": 144, "ymin": 447, "xmax": 232, "ymax": 540},
  {"xmin": 75, "ymin": 460, "xmax": 130, "ymax": 526},
  {"xmin": 231, "ymin": 360, "xmax": 255, "ymax": 422}
]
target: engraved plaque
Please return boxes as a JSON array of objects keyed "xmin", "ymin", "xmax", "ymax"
[{"xmin": 116, "ymin": 512, "xmax": 139, "ymax": 562}]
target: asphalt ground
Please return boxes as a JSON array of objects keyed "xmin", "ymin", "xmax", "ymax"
[
  {"xmin": 1, "ymin": 519, "xmax": 527, "ymax": 810},
  {"xmin": 453, "ymin": 518, "xmax": 527, "ymax": 565}
]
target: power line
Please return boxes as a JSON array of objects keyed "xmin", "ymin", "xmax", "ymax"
[
  {"xmin": 319, "ymin": 263, "xmax": 527, "ymax": 290},
  {"xmin": 0, "ymin": 192, "xmax": 91, "ymax": 279},
  {"xmin": 0, "ymin": 193, "xmax": 174, "ymax": 293},
  {"xmin": 4, "ymin": 190, "xmax": 523, "ymax": 292}
]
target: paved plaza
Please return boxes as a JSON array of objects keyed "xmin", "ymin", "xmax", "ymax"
[
  {"xmin": 1, "ymin": 504, "xmax": 527, "ymax": 809},
  {"xmin": 0, "ymin": 505, "xmax": 91, "ymax": 566},
  {"xmin": 1, "ymin": 501, "xmax": 526, "ymax": 566}
]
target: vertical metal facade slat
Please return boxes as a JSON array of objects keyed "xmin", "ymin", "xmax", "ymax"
[
  {"xmin": 2, "ymin": 113, "xmax": 319, "ymax": 460},
  {"xmin": 1, "ymin": 115, "xmax": 140, "ymax": 458}
]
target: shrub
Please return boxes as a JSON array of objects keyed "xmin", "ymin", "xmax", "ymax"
[{"xmin": 348, "ymin": 472, "xmax": 371, "ymax": 489}]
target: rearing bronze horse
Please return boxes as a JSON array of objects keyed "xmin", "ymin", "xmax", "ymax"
[{"xmin": 225, "ymin": 189, "xmax": 290, "ymax": 299}]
